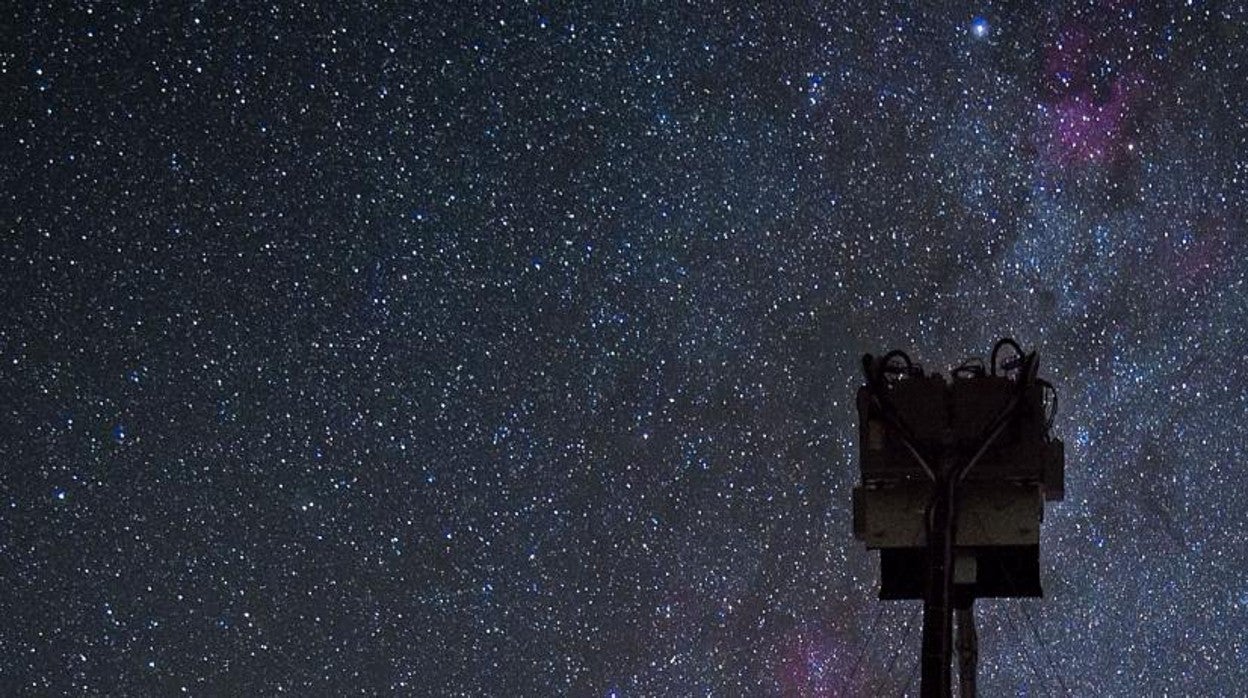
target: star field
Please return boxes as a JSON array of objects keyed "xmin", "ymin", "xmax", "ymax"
[{"xmin": 3, "ymin": 3, "xmax": 1247, "ymax": 695}]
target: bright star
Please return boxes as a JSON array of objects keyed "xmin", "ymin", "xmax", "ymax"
[{"xmin": 971, "ymin": 16, "xmax": 990, "ymax": 38}]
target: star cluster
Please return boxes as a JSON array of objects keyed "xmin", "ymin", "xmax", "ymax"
[{"xmin": 3, "ymin": 3, "xmax": 1246, "ymax": 695}]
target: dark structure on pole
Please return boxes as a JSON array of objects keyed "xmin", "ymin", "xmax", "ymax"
[{"xmin": 852, "ymin": 338, "xmax": 1065, "ymax": 697}]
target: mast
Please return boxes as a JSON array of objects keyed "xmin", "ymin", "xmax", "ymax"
[
  {"xmin": 919, "ymin": 465, "xmax": 957, "ymax": 696},
  {"xmin": 851, "ymin": 338, "xmax": 1064, "ymax": 696}
]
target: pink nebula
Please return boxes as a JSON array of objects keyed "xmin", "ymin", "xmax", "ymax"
[
  {"xmin": 775, "ymin": 622, "xmax": 870, "ymax": 697},
  {"xmin": 1038, "ymin": 23, "xmax": 1145, "ymax": 166}
]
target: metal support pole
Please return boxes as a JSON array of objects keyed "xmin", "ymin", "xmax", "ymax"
[
  {"xmin": 956, "ymin": 605, "xmax": 978, "ymax": 698},
  {"xmin": 920, "ymin": 471, "xmax": 957, "ymax": 697}
]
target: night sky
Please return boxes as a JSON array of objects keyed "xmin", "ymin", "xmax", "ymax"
[{"xmin": 4, "ymin": 2, "xmax": 1247, "ymax": 696}]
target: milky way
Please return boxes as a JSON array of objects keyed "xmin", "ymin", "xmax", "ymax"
[{"xmin": 4, "ymin": 3, "xmax": 1246, "ymax": 695}]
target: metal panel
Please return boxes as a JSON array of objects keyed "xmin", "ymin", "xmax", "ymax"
[{"xmin": 853, "ymin": 483, "xmax": 1042, "ymax": 549}]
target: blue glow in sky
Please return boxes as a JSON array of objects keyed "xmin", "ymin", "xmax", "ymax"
[{"xmin": 972, "ymin": 15, "xmax": 991, "ymax": 38}]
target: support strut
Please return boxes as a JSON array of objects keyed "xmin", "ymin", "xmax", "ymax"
[
  {"xmin": 920, "ymin": 470, "xmax": 957, "ymax": 697},
  {"xmin": 957, "ymin": 605, "xmax": 978, "ymax": 698}
]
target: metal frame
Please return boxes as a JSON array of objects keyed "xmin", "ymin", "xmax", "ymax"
[{"xmin": 863, "ymin": 359, "xmax": 1026, "ymax": 698}]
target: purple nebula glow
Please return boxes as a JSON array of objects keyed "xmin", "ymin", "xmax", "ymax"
[
  {"xmin": 1038, "ymin": 24, "xmax": 1146, "ymax": 166},
  {"xmin": 775, "ymin": 622, "xmax": 865, "ymax": 696},
  {"xmin": 1046, "ymin": 80, "xmax": 1137, "ymax": 164}
]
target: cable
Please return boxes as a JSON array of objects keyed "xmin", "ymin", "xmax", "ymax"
[
  {"xmin": 1016, "ymin": 600, "xmax": 1072, "ymax": 696},
  {"xmin": 899, "ymin": 656, "xmax": 920, "ymax": 696},
  {"xmin": 952, "ymin": 356, "xmax": 986, "ymax": 379},
  {"xmin": 847, "ymin": 604, "xmax": 886, "ymax": 684},
  {"xmin": 872, "ymin": 605, "xmax": 921, "ymax": 696},
  {"xmin": 879, "ymin": 350, "xmax": 915, "ymax": 382},
  {"xmin": 956, "ymin": 392, "xmax": 1021, "ymax": 484},
  {"xmin": 867, "ymin": 392, "xmax": 936, "ymax": 481},
  {"xmin": 990, "ymin": 338, "xmax": 1024, "ymax": 376},
  {"xmin": 1037, "ymin": 379, "xmax": 1058, "ymax": 433},
  {"xmin": 1001, "ymin": 602, "xmax": 1054, "ymax": 697},
  {"xmin": 966, "ymin": 509, "xmax": 1069, "ymax": 696}
]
